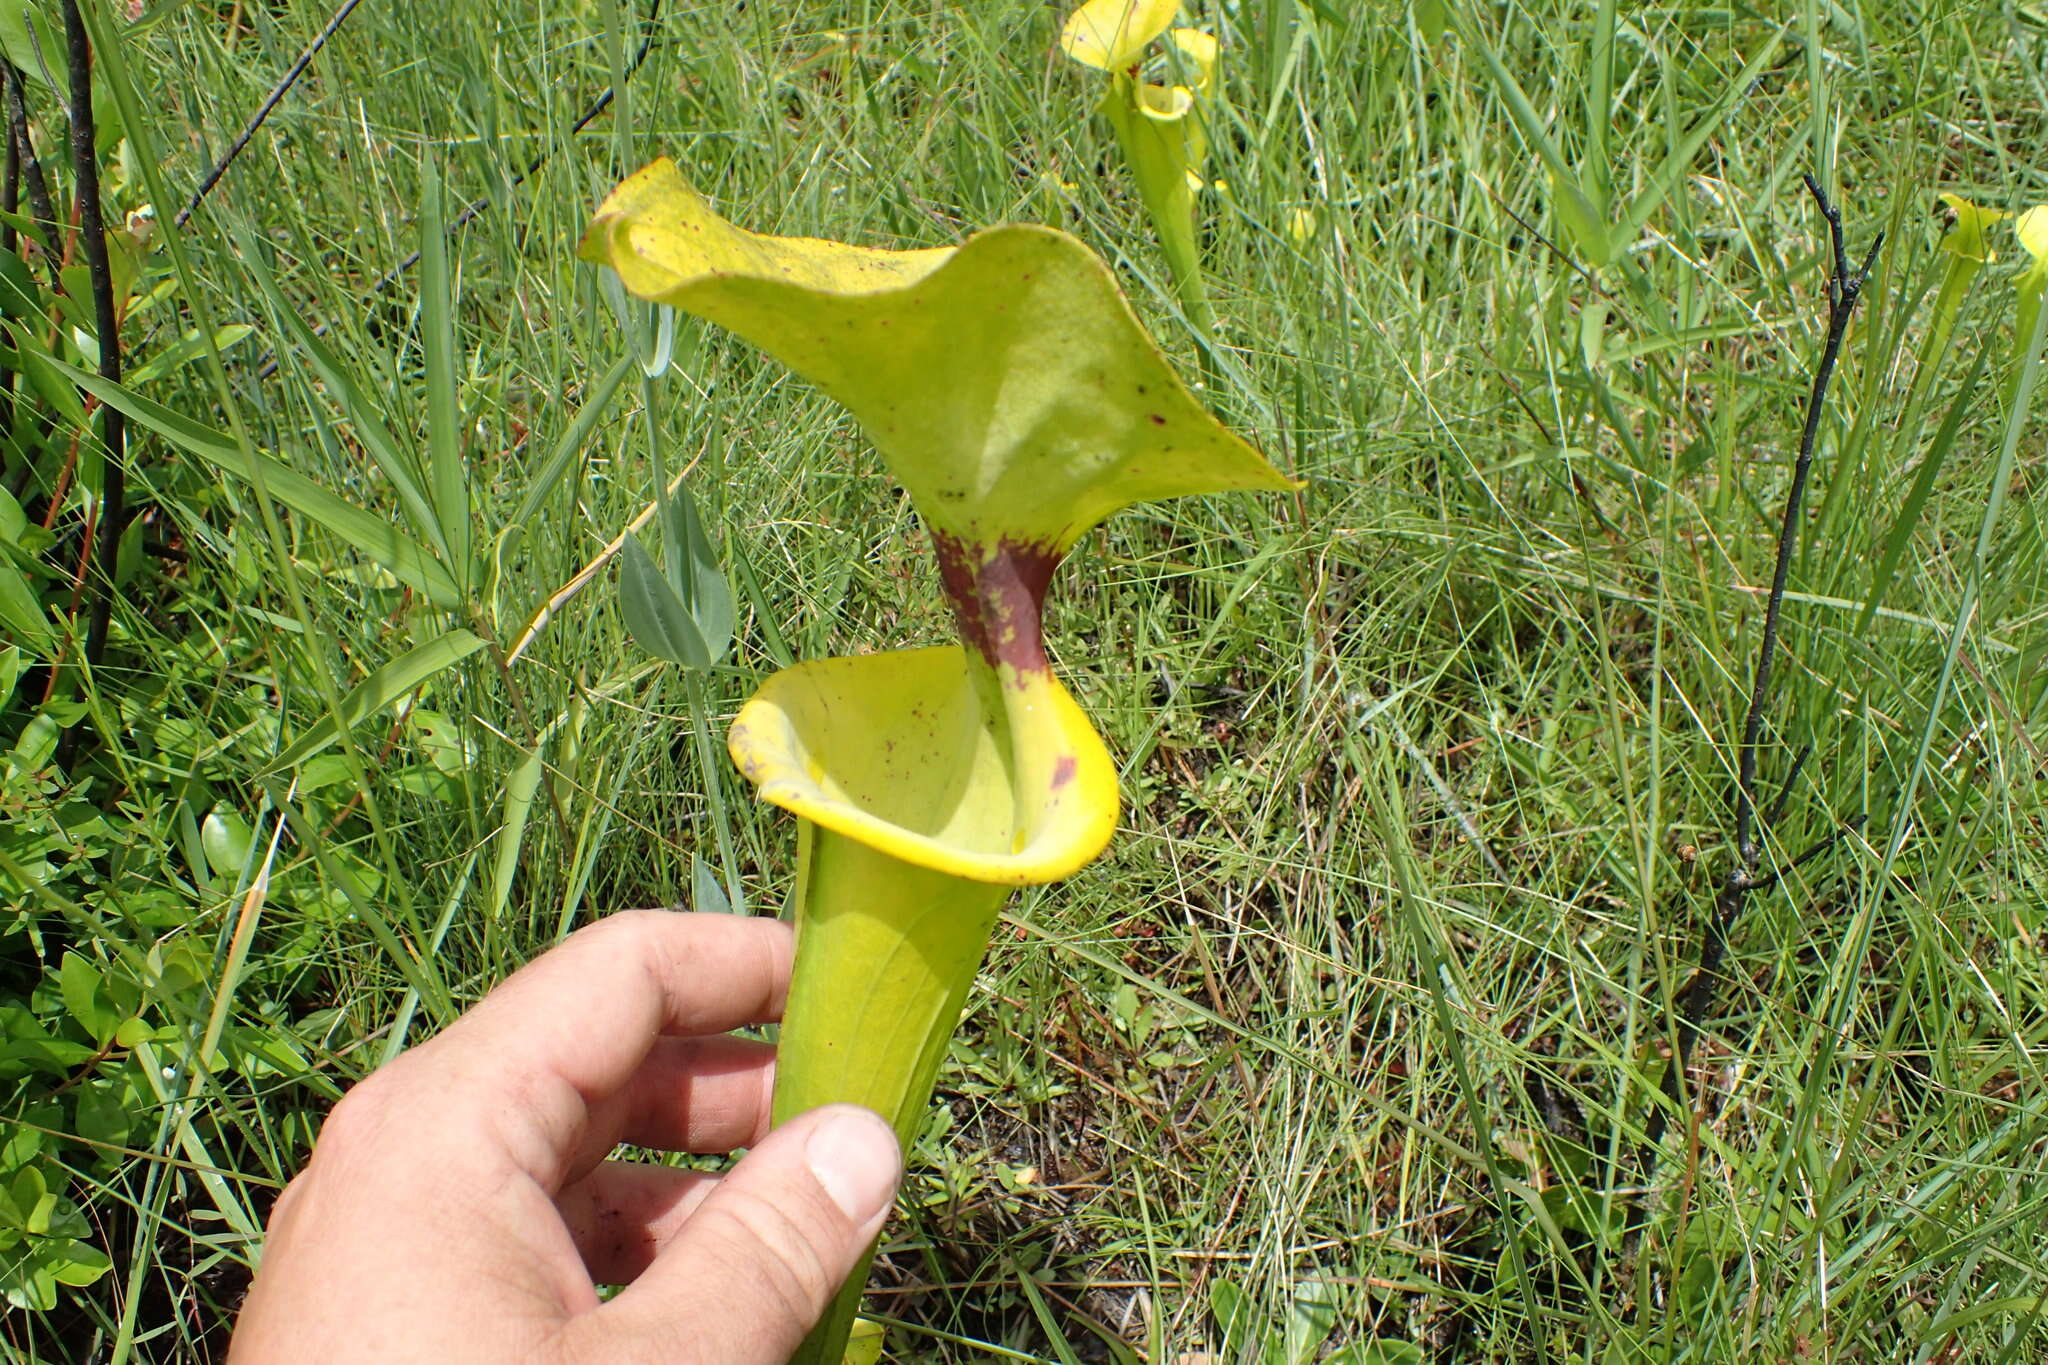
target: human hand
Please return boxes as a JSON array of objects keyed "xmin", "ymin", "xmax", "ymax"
[{"xmin": 229, "ymin": 911, "xmax": 901, "ymax": 1365}]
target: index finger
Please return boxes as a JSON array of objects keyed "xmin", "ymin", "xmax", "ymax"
[{"xmin": 357, "ymin": 911, "xmax": 792, "ymax": 1187}]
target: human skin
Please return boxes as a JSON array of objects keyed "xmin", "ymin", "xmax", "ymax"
[{"xmin": 229, "ymin": 911, "xmax": 902, "ymax": 1365}]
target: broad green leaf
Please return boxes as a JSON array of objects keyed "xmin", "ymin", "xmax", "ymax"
[
  {"xmin": 1412, "ymin": 0, "xmax": 1445, "ymax": 42},
  {"xmin": 49, "ymin": 358, "xmax": 461, "ymax": 608},
  {"xmin": 1327, "ymin": 1345, "xmax": 1425, "ymax": 1365},
  {"xmin": 1210, "ymin": 1278, "xmax": 1261, "ymax": 1361},
  {"xmin": 200, "ymin": 804, "xmax": 255, "ymax": 881},
  {"xmin": 0, "ymin": 247, "xmax": 36, "ymax": 320},
  {"xmin": 841, "ymin": 1317, "xmax": 885, "ymax": 1365},
  {"xmin": 420, "ymin": 157, "xmax": 470, "ymax": 580},
  {"xmin": 617, "ymin": 530, "xmax": 715, "ymax": 670},
  {"xmin": 47, "ymin": 1241, "xmax": 112, "ymax": 1287},
  {"xmin": 8, "ymin": 708, "xmax": 58, "ymax": 776},
  {"xmin": 1284, "ymin": 1282, "xmax": 1341, "ymax": 1365},
  {"xmin": 111, "ymin": 1016, "xmax": 152, "ymax": 1049},
  {"xmin": 16, "ymin": 327, "xmax": 89, "ymax": 431},
  {"xmin": 24, "ymin": 1189, "xmax": 54, "ymax": 1238},
  {"xmin": 261, "ymin": 629, "xmax": 487, "ymax": 775},
  {"xmin": 236, "ymin": 230, "xmax": 450, "ymax": 565},
  {"xmin": 508, "ymin": 350, "xmax": 635, "ymax": 531},
  {"xmin": 689, "ymin": 854, "xmax": 731, "ymax": 915},
  {"xmin": 664, "ymin": 482, "xmax": 733, "ymax": 666},
  {"xmin": 1549, "ymin": 170, "xmax": 1612, "ymax": 267},
  {"xmin": 0, "ymin": 2, "xmax": 65, "ymax": 99},
  {"xmin": 488, "ymin": 739, "xmax": 546, "ymax": 922},
  {"xmin": 73, "ymin": 1081, "xmax": 131, "ymax": 1147},
  {"xmin": 0, "ymin": 560, "xmax": 47, "ymax": 647},
  {"xmin": 579, "ymin": 160, "xmax": 1289, "ymax": 562},
  {"xmin": 59, "ymin": 953, "xmax": 112, "ymax": 1045}
]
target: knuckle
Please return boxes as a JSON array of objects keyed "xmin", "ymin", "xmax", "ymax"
[
  {"xmin": 264, "ymin": 1167, "xmax": 314, "ymax": 1228},
  {"xmin": 313, "ymin": 1071, "xmax": 403, "ymax": 1159},
  {"xmin": 575, "ymin": 908, "xmax": 663, "ymax": 951},
  {"xmin": 697, "ymin": 1184, "xmax": 838, "ymax": 1328}
]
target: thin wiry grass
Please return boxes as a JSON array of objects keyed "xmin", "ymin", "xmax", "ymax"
[{"xmin": 12, "ymin": 0, "xmax": 2048, "ymax": 1361}]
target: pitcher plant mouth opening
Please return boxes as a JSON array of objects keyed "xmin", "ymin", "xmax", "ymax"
[
  {"xmin": 728, "ymin": 642, "xmax": 1117, "ymax": 887},
  {"xmin": 580, "ymin": 156, "xmax": 1291, "ymax": 1365}
]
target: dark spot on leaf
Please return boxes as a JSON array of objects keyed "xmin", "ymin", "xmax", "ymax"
[{"xmin": 1149, "ymin": 414, "xmax": 1167, "ymax": 426}]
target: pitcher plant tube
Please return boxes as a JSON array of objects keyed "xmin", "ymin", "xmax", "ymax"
[{"xmin": 580, "ymin": 158, "xmax": 1290, "ymax": 1362}]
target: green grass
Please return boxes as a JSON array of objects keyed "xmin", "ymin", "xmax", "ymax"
[{"xmin": 5, "ymin": 0, "xmax": 2048, "ymax": 1360}]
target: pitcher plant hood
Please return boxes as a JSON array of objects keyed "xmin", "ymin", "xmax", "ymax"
[{"xmin": 576, "ymin": 159, "xmax": 1289, "ymax": 566}]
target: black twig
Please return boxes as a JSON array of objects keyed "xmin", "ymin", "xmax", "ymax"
[
  {"xmin": 1646, "ymin": 176, "xmax": 1880, "ymax": 1152},
  {"xmin": 62, "ymin": 0, "xmax": 123, "ymax": 688},
  {"xmin": 175, "ymin": 0, "xmax": 366, "ymax": 229},
  {"xmin": 0, "ymin": 63, "xmax": 19, "ymax": 444},
  {"xmin": 1, "ymin": 65, "xmax": 18, "ymax": 258},
  {"xmin": 7, "ymin": 66, "xmax": 55, "ymax": 255}
]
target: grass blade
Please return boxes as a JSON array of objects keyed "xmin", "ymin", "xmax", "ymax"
[
  {"xmin": 420, "ymin": 154, "xmax": 470, "ymax": 582},
  {"xmin": 381, "ymin": 852, "xmax": 475, "ymax": 1068},
  {"xmin": 507, "ymin": 350, "xmax": 635, "ymax": 532},
  {"xmin": 51, "ymin": 358, "xmax": 462, "ymax": 607},
  {"xmin": 235, "ymin": 227, "xmax": 451, "ymax": 565},
  {"xmin": 1448, "ymin": 8, "xmax": 1608, "ymax": 264},
  {"xmin": 489, "ymin": 736, "xmax": 546, "ymax": 921},
  {"xmin": 1614, "ymin": 27, "xmax": 1787, "ymax": 246},
  {"xmin": 1857, "ymin": 342, "xmax": 1988, "ymax": 635},
  {"xmin": 261, "ymin": 627, "xmax": 486, "ymax": 774}
]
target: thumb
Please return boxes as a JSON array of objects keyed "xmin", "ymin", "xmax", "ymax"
[{"xmin": 573, "ymin": 1103, "xmax": 901, "ymax": 1365}]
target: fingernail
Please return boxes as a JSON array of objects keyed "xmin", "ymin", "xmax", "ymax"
[{"xmin": 806, "ymin": 1106, "xmax": 900, "ymax": 1225}]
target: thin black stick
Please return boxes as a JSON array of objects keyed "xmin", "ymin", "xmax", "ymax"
[
  {"xmin": 62, "ymin": 0, "xmax": 124, "ymax": 684},
  {"xmin": 2, "ymin": 66, "xmax": 18, "ymax": 257},
  {"xmin": 175, "ymin": 0, "xmax": 366, "ymax": 229},
  {"xmin": 1647, "ymin": 176, "xmax": 1881, "ymax": 1151},
  {"xmin": 8, "ymin": 67, "xmax": 55, "ymax": 256},
  {"xmin": 0, "ymin": 62, "xmax": 18, "ymax": 444}
]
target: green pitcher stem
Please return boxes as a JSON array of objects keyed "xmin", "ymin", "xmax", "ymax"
[{"xmin": 773, "ymin": 823, "xmax": 1010, "ymax": 1363}]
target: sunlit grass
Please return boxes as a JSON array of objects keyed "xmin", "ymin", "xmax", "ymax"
[{"xmin": 15, "ymin": 0, "xmax": 2048, "ymax": 1360}]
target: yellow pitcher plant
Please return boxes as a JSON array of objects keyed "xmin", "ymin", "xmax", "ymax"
[
  {"xmin": 579, "ymin": 158, "xmax": 1289, "ymax": 1363},
  {"xmin": 1060, "ymin": 0, "xmax": 1221, "ymax": 336},
  {"xmin": 2013, "ymin": 204, "xmax": 2048, "ymax": 401}
]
